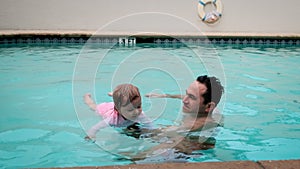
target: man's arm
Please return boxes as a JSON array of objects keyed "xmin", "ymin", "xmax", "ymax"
[
  {"xmin": 121, "ymin": 126, "xmax": 214, "ymax": 160},
  {"xmin": 108, "ymin": 91, "xmax": 184, "ymax": 99},
  {"xmin": 145, "ymin": 93, "xmax": 184, "ymax": 99}
]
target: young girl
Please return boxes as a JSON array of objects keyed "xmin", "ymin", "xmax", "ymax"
[{"xmin": 84, "ymin": 84, "xmax": 153, "ymax": 140}]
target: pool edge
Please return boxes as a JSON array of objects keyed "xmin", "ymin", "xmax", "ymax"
[
  {"xmin": 1, "ymin": 30, "xmax": 300, "ymax": 38},
  {"xmin": 39, "ymin": 159, "xmax": 300, "ymax": 169},
  {"xmin": 1, "ymin": 30, "xmax": 299, "ymax": 45}
]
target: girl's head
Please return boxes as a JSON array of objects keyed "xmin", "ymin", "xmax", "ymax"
[{"xmin": 113, "ymin": 84, "xmax": 142, "ymax": 120}]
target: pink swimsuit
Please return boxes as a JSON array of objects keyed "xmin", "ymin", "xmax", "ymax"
[{"xmin": 96, "ymin": 102, "xmax": 152, "ymax": 128}]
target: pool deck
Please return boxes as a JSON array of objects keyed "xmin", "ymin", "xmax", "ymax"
[{"xmin": 51, "ymin": 160, "xmax": 300, "ymax": 169}]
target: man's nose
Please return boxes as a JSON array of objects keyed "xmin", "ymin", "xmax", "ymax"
[{"xmin": 182, "ymin": 95, "xmax": 188, "ymax": 103}]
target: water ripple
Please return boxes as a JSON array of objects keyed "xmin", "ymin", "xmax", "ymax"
[
  {"xmin": 0, "ymin": 128, "xmax": 50, "ymax": 143},
  {"xmin": 223, "ymin": 102, "xmax": 258, "ymax": 116}
]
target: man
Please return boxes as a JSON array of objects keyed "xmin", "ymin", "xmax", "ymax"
[
  {"xmin": 146, "ymin": 75, "xmax": 224, "ymax": 131},
  {"xmin": 127, "ymin": 75, "xmax": 224, "ymax": 160}
]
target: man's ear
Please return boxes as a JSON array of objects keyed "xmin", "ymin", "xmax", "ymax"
[{"xmin": 205, "ymin": 102, "xmax": 216, "ymax": 113}]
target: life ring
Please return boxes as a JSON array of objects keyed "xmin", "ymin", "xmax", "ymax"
[{"xmin": 197, "ymin": 0, "xmax": 223, "ymax": 24}]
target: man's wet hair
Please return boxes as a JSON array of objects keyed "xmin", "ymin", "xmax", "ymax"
[{"xmin": 196, "ymin": 75, "xmax": 224, "ymax": 105}]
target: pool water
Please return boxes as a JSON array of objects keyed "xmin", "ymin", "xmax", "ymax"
[{"xmin": 0, "ymin": 43, "xmax": 299, "ymax": 168}]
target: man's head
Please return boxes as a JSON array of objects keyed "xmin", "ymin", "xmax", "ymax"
[{"xmin": 182, "ymin": 75, "xmax": 224, "ymax": 115}]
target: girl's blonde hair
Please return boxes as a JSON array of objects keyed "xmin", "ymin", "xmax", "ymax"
[{"xmin": 113, "ymin": 84, "xmax": 141, "ymax": 110}]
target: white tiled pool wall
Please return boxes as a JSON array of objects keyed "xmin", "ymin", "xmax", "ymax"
[{"xmin": 1, "ymin": 0, "xmax": 299, "ymax": 47}]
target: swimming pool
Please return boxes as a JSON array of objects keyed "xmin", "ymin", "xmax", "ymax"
[{"xmin": 0, "ymin": 42, "xmax": 299, "ymax": 168}]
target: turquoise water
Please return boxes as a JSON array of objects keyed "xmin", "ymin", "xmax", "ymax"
[{"xmin": 0, "ymin": 43, "xmax": 299, "ymax": 168}]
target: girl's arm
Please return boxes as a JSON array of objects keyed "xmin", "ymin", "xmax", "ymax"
[
  {"xmin": 85, "ymin": 120, "xmax": 108, "ymax": 140},
  {"xmin": 84, "ymin": 93, "xmax": 97, "ymax": 111}
]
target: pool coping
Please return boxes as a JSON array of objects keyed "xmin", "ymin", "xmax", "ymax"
[
  {"xmin": 41, "ymin": 159, "xmax": 300, "ymax": 169},
  {"xmin": 1, "ymin": 30, "xmax": 300, "ymax": 38}
]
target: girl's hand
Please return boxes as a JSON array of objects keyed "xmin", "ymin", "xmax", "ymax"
[
  {"xmin": 84, "ymin": 131, "xmax": 96, "ymax": 142},
  {"xmin": 83, "ymin": 93, "xmax": 97, "ymax": 110}
]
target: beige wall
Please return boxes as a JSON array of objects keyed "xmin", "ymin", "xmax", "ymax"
[{"xmin": 0, "ymin": 0, "xmax": 299, "ymax": 35}]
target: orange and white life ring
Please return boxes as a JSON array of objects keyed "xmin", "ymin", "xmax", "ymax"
[{"xmin": 197, "ymin": 0, "xmax": 223, "ymax": 24}]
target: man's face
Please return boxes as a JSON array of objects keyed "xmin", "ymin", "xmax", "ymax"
[{"xmin": 182, "ymin": 81, "xmax": 207, "ymax": 114}]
